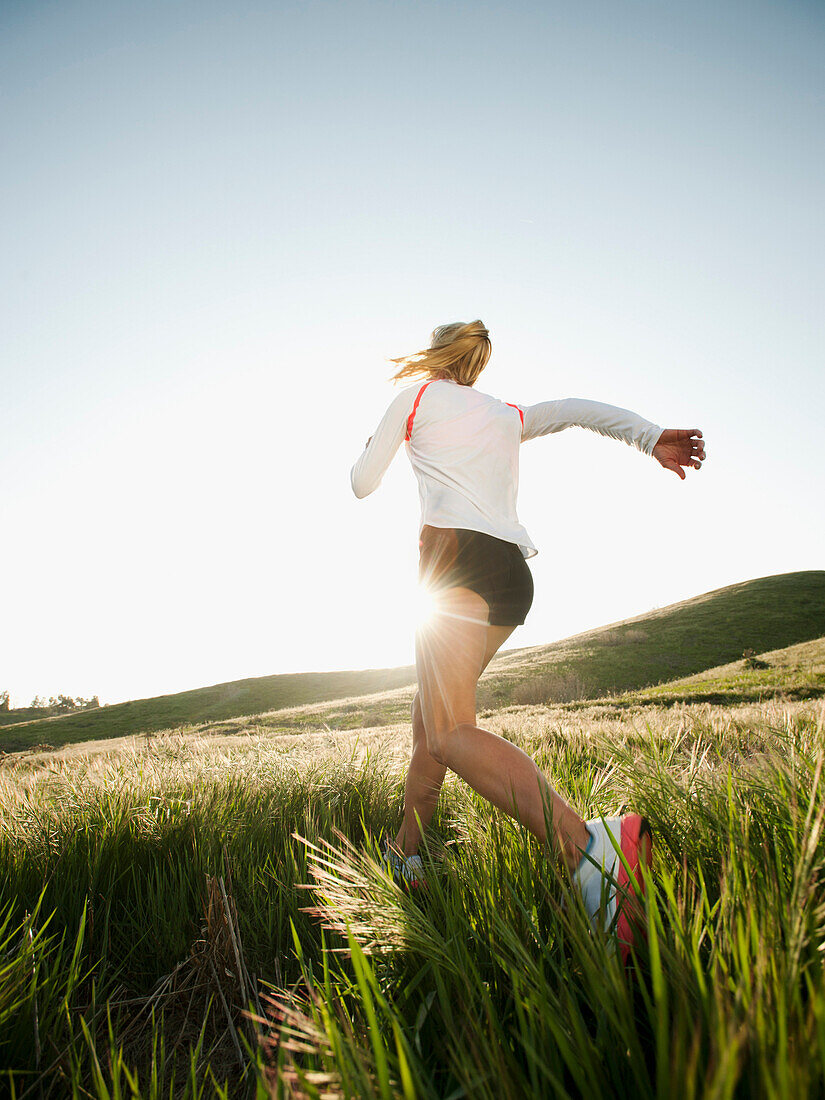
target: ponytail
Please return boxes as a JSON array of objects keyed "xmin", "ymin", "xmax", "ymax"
[{"xmin": 389, "ymin": 320, "xmax": 491, "ymax": 386}]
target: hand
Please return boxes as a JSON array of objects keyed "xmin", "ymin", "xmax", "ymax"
[{"xmin": 652, "ymin": 428, "xmax": 706, "ymax": 480}]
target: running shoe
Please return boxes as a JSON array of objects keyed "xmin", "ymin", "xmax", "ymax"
[
  {"xmin": 381, "ymin": 838, "xmax": 426, "ymax": 891},
  {"xmin": 572, "ymin": 813, "xmax": 652, "ymax": 964}
]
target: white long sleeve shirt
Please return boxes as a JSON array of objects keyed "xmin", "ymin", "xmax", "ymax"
[{"xmin": 350, "ymin": 379, "xmax": 662, "ymax": 558}]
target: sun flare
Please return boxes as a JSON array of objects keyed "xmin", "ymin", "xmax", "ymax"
[{"xmin": 414, "ymin": 585, "xmax": 440, "ymax": 630}]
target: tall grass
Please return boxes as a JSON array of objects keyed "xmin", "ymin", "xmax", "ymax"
[{"xmin": 1, "ymin": 700, "xmax": 824, "ymax": 1096}]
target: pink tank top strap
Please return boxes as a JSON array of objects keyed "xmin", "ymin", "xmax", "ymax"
[
  {"xmin": 405, "ymin": 380, "xmax": 435, "ymax": 441},
  {"xmin": 506, "ymin": 402, "xmax": 525, "ymax": 431}
]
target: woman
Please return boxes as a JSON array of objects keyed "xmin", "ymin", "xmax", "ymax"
[{"xmin": 350, "ymin": 320, "xmax": 705, "ymax": 959}]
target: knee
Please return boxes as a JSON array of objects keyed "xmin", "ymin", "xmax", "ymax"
[
  {"xmin": 426, "ymin": 722, "xmax": 476, "ymax": 767},
  {"xmin": 422, "ymin": 717, "xmax": 448, "ymax": 764},
  {"xmin": 425, "ymin": 734, "xmax": 447, "ymax": 765}
]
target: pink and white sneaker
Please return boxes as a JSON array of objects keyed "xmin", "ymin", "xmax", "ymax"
[{"xmin": 572, "ymin": 814, "xmax": 652, "ymax": 964}]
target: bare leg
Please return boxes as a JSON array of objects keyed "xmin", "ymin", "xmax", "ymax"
[
  {"xmin": 416, "ymin": 589, "xmax": 589, "ymax": 873},
  {"xmin": 393, "ymin": 624, "xmax": 517, "ymax": 856},
  {"xmin": 393, "ymin": 693, "xmax": 447, "ymax": 856},
  {"xmin": 435, "ymin": 721, "xmax": 589, "ymax": 871}
]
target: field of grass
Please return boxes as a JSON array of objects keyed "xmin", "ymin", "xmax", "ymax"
[
  {"xmin": 2, "ymin": 625, "xmax": 825, "ymax": 1097},
  {"xmin": 3, "ymin": 570, "xmax": 824, "ymax": 754}
]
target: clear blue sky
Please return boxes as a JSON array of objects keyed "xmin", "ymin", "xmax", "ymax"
[{"xmin": 2, "ymin": 0, "xmax": 823, "ymax": 707}]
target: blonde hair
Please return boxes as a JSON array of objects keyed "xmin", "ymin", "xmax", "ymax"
[{"xmin": 389, "ymin": 320, "xmax": 491, "ymax": 386}]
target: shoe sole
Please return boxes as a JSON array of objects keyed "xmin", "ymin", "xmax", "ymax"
[{"xmin": 616, "ymin": 814, "xmax": 652, "ymax": 965}]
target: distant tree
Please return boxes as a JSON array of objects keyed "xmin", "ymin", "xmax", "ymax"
[
  {"xmin": 74, "ymin": 696, "xmax": 101, "ymax": 710},
  {"xmin": 27, "ymin": 693, "xmax": 101, "ymax": 713},
  {"xmin": 26, "ymin": 693, "xmax": 101, "ymax": 713},
  {"xmin": 0, "ymin": 691, "xmax": 9, "ymax": 712},
  {"xmin": 48, "ymin": 695, "xmax": 76, "ymax": 713}
]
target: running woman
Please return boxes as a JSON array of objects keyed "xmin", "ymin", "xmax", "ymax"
[{"xmin": 350, "ymin": 321, "xmax": 705, "ymax": 958}]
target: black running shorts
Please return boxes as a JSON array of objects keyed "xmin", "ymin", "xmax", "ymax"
[{"xmin": 418, "ymin": 525, "xmax": 534, "ymax": 626}]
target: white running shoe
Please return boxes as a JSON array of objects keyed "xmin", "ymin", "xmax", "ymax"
[{"xmin": 572, "ymin": 814, "xmax": 652, "ymax": 964}]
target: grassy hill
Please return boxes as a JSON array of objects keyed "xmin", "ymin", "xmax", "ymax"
[
  {"xmin": 605, "ymin": 635, "xmax": 825, "ymax": 708},
  {"xmin": 174, "ymin": 634, "xmax": 825, "ymax": 746},
  {"xmin": 0, "ymin": 666, "xmax": 416, "ymax": 752},
  {"xmin": 3, "ymin": 577, "xmax": 824, "ymax": 1096},
  {"xmin": 480, "ymin": 568, "xmax": 825, "ymax": 707},
  {"xmin": 2, "ymin": 570, "xmax": 823, "ymax": 754}
]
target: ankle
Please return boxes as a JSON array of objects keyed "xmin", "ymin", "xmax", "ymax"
[
  {"xmin": 393, "ymin": 832, "xmax": 420, "ymax": 858},
  {"xmin": 389, "ymin": 837, "xmax": 419, "ymax": 860},
  {"xmin": 561, "ymin": 821, "xmax": 592, "ymax": 875}
]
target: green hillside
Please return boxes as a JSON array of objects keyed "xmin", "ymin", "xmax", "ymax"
[
  {"xmin": 2, "ymin": 570, "xmax": 823, "ymax": 753},
  {"xmin": 480, "ymin": 569, "xmax": 825, "ymax": 708},
  {"xmin": 0, "ymin": 666, "xmax": 415, "ymax": 752},
  {"xmin": 608, "ymin": 635, "xmax": 825, "ymax": 708},
  {"xmin": 271, "ymin": 632, "xmax": 825, "ymax": 736}
]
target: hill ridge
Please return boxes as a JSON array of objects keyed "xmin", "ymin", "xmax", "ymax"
[{"xmin": 2, "ymin": 570, "xmax": 824, "ymax": 752}]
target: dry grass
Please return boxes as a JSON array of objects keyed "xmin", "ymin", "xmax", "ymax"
[
  {"xmin": 3, "ymin": 691, "xmax": 825, "ymax": 1096},
  {"xmin": 3, "ymin": 695, "xmax": 822, "ymax": 809}
]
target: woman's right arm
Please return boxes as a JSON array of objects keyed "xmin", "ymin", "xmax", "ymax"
[
  {"xmin": 519, "ymin": 397, "xmax": 663, "ymax": 455},
  {"xmin": 350, "ymin": 387, "xmax": 416, "ymax": 498}
]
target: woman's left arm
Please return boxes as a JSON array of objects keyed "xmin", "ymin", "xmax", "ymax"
[{"xmin": 519, "ymin": 397, "xmax": 705, "ymax": 476}]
